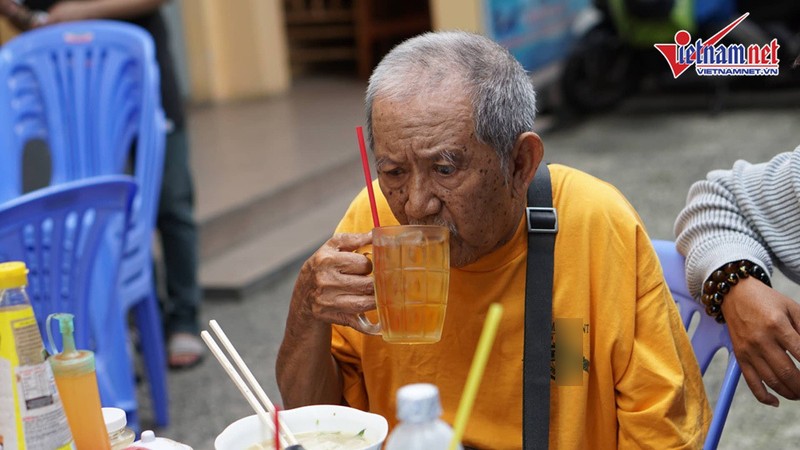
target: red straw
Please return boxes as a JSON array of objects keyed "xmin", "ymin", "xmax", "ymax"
[
  {"xmin": 274, "ymin": 406, "xmax": 281, "ymax": 450},
  {"xmin": 356, "ymin": 126, "xmax": 381, "ymax": 228}
]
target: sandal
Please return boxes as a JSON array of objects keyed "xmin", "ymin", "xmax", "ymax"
[{"xmin": 168, "ymin": 332, "xmax": 205, "ymax": 370}]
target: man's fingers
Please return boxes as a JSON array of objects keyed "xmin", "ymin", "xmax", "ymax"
[
  {"xmin": 740, "ymin": 362, "xmax": 780, "ymax": 407},
  {"xmin": 786, "ymin": 300, "xmax": 800, "ymax": 339},
  {"xmin": 750, "ymin": 354, "xmax": 797, "ymax": 404},
  {"xmin": 771, "ymin": 332, "xmax": 800, "ymax": 399},
  {"xmin": 329, "ymin": 232, "xmax": 373, "ymax": 252},
  {"xmin": 319, "ymin": 233, "xmax": 374, "ymax": 275},
  {"xmin": 311, "ymin": 294, "xmax": 377, "ymax": 325}
]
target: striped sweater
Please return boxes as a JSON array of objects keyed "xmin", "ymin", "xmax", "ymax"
[{"xmin": 674, "ymin": 145, "xmax": 800, "ymax": 298}]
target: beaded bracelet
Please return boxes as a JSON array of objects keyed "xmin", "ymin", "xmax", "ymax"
[{"xmin": 701, "ymin": 260, "xmax": 770, "ymax": 323}]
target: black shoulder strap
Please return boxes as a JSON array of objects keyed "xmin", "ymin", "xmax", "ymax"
[{"xmin": 524, "ymin": 162, "xmax": 557, "ymax": 450}]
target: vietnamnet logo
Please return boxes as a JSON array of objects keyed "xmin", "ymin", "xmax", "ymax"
[{"xmin": 655, "ymin": 13, "xmax": 779, "ymax": 78}]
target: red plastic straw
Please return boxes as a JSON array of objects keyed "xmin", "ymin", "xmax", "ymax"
[
  {"xmin": 274, "ymin": 405, "xmax": 280, "ymax": 450},
  {"xmin": 356, "ymin": 126, "xmax": 381, "ymax": 228}
]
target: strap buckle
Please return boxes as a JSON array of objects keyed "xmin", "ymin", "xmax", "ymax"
[{"xmin": 526, "ymin": 207, "xmax": 558, "ymax": 234}]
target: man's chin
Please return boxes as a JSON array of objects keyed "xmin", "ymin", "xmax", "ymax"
[{"xmin": 449, "ymin": 247, "xmax": 479, "ymax": 268}]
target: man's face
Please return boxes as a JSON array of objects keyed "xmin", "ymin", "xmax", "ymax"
[{"xmin": 371, "ymin": 86, "xmax": 523, "ymax": 267}]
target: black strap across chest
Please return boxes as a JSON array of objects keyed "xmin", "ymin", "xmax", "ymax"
[{"xmin": 523, "ymin": 162, "xmax": 557, "ymax": 450}]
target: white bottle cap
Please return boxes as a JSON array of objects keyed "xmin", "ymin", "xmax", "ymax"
[
  {"xmin": 132, "ymin": 430, "xmax": 194, "ymax": 449},
  {"xmin": 396, "ymin": 383, "xmax": 442, "ymax": 423},
  {"xmin": 102, "ymin": 407, "xmax": 127, "ymax": 434}
]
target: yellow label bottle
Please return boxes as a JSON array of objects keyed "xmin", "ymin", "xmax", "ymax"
[{"xmin": 0, "ymin": 261, "xmax": 75, "ymax": 450}]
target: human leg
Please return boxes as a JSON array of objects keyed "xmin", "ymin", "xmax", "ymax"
[{"xmin": 157, "ymin": 126, "xmax": 203, "ymax": 368}]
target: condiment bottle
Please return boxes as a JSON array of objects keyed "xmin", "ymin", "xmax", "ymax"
[
  {"xmin": 103, "ymin": 407, "xmax": 136, "ymax": 449},
  {"xmin": 0, "ymin": 261, "xmax": 75, "ymax": 450},
  {"xmin": 46, "ymin": 312, "xmax": 111, "ymax": 449},
  {"xmin": 384, "ymin": 383, "xmax": 463, "ymax": 450}
]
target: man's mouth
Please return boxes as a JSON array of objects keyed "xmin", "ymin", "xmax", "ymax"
[{"xmin": 408, "ymin": 217, "xmax": 458, "ymax": 237}]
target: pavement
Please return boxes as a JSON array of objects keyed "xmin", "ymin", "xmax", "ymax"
[{"xmin": 137, "ymin": 85, "xmax": 800, "ymax": 449}]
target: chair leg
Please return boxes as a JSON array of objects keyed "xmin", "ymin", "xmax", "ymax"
[
  {"xmin": 135, "ymin": 290, "xmax": 170, "ymax": 427},
  {"xmin": 703, "ymin": 358, "xmax": 742, "ymax": 450},
  {"xmin": 93, "ymin": 297, "xmax": 140, "ymax": 431}
]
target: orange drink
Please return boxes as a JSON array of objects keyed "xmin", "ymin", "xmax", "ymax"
[
  {"xmin": 54, "ymin": 369, "xmax": 111, "ymax": 449},
  {"xmin": 368, "ymin": 225, "xmax": 450, "ymax": 344}
]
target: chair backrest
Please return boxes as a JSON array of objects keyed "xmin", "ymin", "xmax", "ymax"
[
  {"xmin": 0, "ymin": 20, "xmax": 166, "ymax": 310},
  {"xmin": 0, "ymin": 175, "xmax": 136, "ymax": 350},
  {"xmin": 652, "ymin": 239, "xmax": 742, "ymax": 450}
]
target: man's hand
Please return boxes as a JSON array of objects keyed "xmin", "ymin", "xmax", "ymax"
[
  {"xmin": 0, "ymin": 0, "xmax": 39, "ymax": 31},
  {"xmin": 276, "ymin": 232, "xmax": 374, "ymax": 408},
  {"xmin": 0, "ymin": 0, "xmax": 15, "ymax": 17},
  {"xmin": 722, "ymin": 277, "xmax": 800, "ymax": 406},
  {"xmin": 41, "ymin": 1, "xmax": 94, "ymax": 25},
  {"xmin": 292, "ymin": 232, "xmax": 375, "ymax": 330}
]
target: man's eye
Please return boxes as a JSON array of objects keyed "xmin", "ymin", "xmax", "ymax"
[
  {"xmin": 434, "ymin": 165, "xmax": 456, "ymax": 176},
  {"xmin": 382, "ymin": 168, "xmax": 404, "ymax": 177}
]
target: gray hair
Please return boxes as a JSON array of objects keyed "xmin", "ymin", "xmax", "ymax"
[{"xmin": 365, "ymin": 31, "xmax": 537, "ymax": 172}]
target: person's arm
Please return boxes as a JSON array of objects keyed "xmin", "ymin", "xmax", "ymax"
[
  {"xmin": 276, "ymin": 233, "xmax": 375, "ymax": 407},
  {"xmin": 616, "ymin": 240, "xmax": 709, "ymax": 449},
  {"xmin": 675, "ymin": 146, "xmax": 800, "ymax": 406},
  {"xmin": 0, "ymin": 0, "xmax": 44, "ymax": 31},
  {"xmin": 41, "ymin": 0, "xmax": 166, "ymax": 25}
]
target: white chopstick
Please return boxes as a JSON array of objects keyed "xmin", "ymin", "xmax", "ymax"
[
  {"xmin": 208, "ymin": 320, "xmax": 299, "ymax": 446},
  {"xmin": 201, "ymin": 326, "xmax": 297, "ymax": 448}
]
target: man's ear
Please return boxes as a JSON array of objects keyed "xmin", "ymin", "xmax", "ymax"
[{"xmin": 510, "ymin": 132, "xmax": 544, "ymax": 197}]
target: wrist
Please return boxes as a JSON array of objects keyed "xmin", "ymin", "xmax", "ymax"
[{"xmin": 701, "ymin": 260, "xmax": 770, "ymax": 323}]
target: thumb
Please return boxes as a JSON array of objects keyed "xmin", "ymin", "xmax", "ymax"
[{"xmin": 330, "ymin": 232, "xmax": 373, "ymax": 252}]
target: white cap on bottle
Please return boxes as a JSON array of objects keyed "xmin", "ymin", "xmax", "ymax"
[
  {"xmin": 102, "ymin": 407, "xmax": 127, "ymax": 434},
  {"xmin": 396, "ymin": 383, "xmax": 443, "ymax": 424},
  {"xmin": 130, "ymin": 430, "xmax": 193, "ymax": 449}
]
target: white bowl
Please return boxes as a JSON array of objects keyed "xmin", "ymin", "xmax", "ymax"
[{"xmin": 214, "ymin": 404, "xmax": 388, "ymax": 450}]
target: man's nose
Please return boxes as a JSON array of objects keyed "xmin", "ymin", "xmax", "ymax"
[{"xmin": 405, "ymin": 176, "xmax": 440, "ymax": 219}]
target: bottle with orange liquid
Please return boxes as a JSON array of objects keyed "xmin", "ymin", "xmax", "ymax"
[{"xmin": 47, "ymin": 312, "xmax": 111, "ymax": 450}]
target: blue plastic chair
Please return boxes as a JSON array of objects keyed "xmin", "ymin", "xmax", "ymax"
[
  {"xmin": 0, "ymin": 175, "xmax": 137, "ymax": 423},
  {"xmin": 652, "ymin": 239, "xmax": 741, "ymax": 450},
  {"xmin": 0, "ymin": 20, "xmax": 168, "ymax": 427}
]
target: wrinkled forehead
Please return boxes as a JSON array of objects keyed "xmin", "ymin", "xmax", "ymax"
[
  {"xmin": 371, "ymin": 90, "xmax": 474, "ymax": 145},
  {"xmin": 374, "ymin": 67, "xmax": 469, "ymax": 107},
  {"xmin": 373, "ymin": 73, "xmax": 472, "ymax": 123}
]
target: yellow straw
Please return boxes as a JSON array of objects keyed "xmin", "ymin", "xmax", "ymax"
[{"xmin": 448, "ymin": 303, "xmax": 504, "ymax": 450}]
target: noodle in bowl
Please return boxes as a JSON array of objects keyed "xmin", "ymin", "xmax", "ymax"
[{"xmin": 214, "ymin": 404, "xmax": 388, "ymax": 450}]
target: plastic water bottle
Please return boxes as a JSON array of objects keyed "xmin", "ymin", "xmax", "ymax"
[
  {"xmin": 0, "ymin": 261, "xmax": 75, "ymax": 450},
  {"xmin": 384, "ymin": 383, "xmax": 463, "ymax": 450}
]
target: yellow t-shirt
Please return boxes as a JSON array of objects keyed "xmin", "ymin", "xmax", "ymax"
[{"xmin": 332, "ymin": 164, "xmax": 710, "ymax": 449}]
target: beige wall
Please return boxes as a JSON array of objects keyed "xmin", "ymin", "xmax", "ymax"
[
  {"xmin": 181, "ymin": 0, "xmax": 290, "ymax": 103},
  {"xmin": 429, "ymin": 0, "xmax": 484, "ymax": 33}
]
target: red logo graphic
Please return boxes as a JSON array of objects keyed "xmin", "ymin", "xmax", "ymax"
[{"xmin": 655, "ymin": 13, "xmax": 780, "ymax": 78}]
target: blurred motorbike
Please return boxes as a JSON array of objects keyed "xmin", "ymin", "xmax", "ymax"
[{"xmin": 560, "ymin": 0, "xmax": 800, "ymax": 113}]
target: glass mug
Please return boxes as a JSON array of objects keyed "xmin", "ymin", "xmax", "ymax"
[{"xmin": 357, "ymin": 225, "xmax": 450, "ymax": 344}]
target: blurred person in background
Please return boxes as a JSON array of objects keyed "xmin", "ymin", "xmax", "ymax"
[
  {"xmin": 0, "ymin": 0, "xmax": 204, "ymax": 370},
  {"xmin": 277, "ymin": 31, "xmax": 710, "ymax": 449},
  {"xmin": 675, "ymin": 54, "xmax": 800, "ymax": 406}
]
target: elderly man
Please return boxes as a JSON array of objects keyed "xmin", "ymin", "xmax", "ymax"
[{"xmin": 277, "ymin": 31, "xmax": 709, "ymax": 449}]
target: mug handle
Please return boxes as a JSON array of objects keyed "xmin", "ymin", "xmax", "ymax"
[
  {"xmin": 356, "ymin": 313, "xmax": 382, "ymax": 335},
  {"xmin": 354, "ymin": 249, "xmax": 382, "ymax": 336}
]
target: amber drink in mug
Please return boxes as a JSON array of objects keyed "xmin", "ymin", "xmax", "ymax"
[{"xmin": 358, "ymin": 225, "xmax": 450, "ymax": 344}]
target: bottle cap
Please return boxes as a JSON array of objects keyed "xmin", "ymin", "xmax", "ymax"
[
  {"xmin": 0, "ymin": 261, "xmax": 28, "ymax": 289},
  {"xmin": 131, "ymin": 430, "xmax": 193, "ymax": 449},
  {"xmin": 103, "ymin": 407, "xmax": 128, "ymax": 433},
  {"xmin": 46, "ymin": 313, "xmax": 96, "ymax": 376},
  {"xmin": 396, "ymin": 383, "xmax": 442, "ymax": 423}
]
